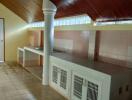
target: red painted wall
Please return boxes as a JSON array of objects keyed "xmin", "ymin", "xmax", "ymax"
[
  {"xmin": 99, "ymin": 30, "xmax": 132, "ymax": 68},
  {"xmin": 28, "ymin": 30, "xmax": 132, "ymax": 68},
  {"xmin": 29, "ymin": 30, "xmax": 41, "ymax": 47},
  {"xmin": 54, "ymin": 30, "xmax": 90, "ymax": 59}
]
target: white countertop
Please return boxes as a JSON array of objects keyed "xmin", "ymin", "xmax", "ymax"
[
  {"xmin": 24, "ymin": 46, "xmax": 43, "ymax": 56},
  {"xmin": 18, "ymin": 47, "xmax": 24, "ymax": 52}
]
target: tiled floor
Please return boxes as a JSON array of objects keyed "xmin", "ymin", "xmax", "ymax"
[
  {"xmin": 0, "ymin": 63, "xmax": 67, "ymax": 100},
  {"xmin": 25, "ymin": 66, "xmax": 43, "ymax": 80}
]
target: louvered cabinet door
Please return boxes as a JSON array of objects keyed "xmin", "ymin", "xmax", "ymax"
[
  {"xmin": 86, "ymin": 81, "xmax": 99, "ymax": 100},
  {"xmin": 52, "ymin": 66, "xmax": 59, "ymax": 85},
  {"xmin": 51, "ymin": 65, "xmax": 69, "ymax": 98},
  {"xmin": 60, "ymin": 69, "xmax": 67, "ymax": 90},
  {"xmin": 58, "ymin": 68, "xmax": 69, "ymax": 97},
  {"xmin": 71, "ymin": 72, "xmax": 102, "ymax": 100},
  {"xmin": 72, "ymin": 75, "xmax": 84, "ymax": 100}
]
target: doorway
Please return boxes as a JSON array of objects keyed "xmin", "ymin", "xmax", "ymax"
[{"xmin": 0, "ymin": 18, "xmax": 5, "ymax": 62}]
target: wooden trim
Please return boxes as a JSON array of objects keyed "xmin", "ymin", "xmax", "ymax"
[
  {"xmin": 0, "ymin": 18, "xmax": 5, "ymax": 62},
  {"xmin": 40, "ymin": 30, "xmax": 43, "ymax": 47},
  {"xmin": 94, "ymin": 31, "xmax": 101, "ymax": 61},
  {"xmin": 3, "ymin": 18, "xmax": 5, "ymax": 62}
]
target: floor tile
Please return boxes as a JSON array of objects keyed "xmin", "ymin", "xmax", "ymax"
[{"xmin": 0, "ymin": 63, "xmax": 67, "ymax": 100}]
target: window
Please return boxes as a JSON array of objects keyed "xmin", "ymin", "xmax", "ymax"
[
  {"xmin": 94, "ymin": 20, "xmax": 132, "ymax": 26},
  {"xmin": 29, "ymin": 14, "xmax": 91, "ymax": 28}
]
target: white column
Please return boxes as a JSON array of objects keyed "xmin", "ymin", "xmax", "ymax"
[
  {"xmin": 88, "ymin": 31, "xmax": 100, "ymax": 62},
  {"xmin": 42, "ymin": 0, "xmax": 57, "ymax": 85},
  {"xmin": 88, "ymin": 31, "xmax": 96, "ymax": 61}
]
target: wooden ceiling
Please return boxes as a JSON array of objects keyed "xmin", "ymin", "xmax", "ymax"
[
  {"xmin": 51, "ymin": 0, "xmax": 132, "ymax": 21},
  {"xmin": 0, "ymin": 0, "xmax": 44, "ymax": 23},
  {"xmin": 1, "ymin": 0, "xmax": 132, "ymax": 23}
]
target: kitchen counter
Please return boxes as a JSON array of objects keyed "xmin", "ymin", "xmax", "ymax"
[{"xmin": 51, "ymin": 52, "xmax": 132, "ymax": 75}]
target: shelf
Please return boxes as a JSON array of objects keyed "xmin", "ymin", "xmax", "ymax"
[
  {"xmin": 24, "ymin": 46, "xmax": 43, "ymax": 56},
  {"xmin": 24, "ymin": 66, "xmax": 42, "ymax": 80}
]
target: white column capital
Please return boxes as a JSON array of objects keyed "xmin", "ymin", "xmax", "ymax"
[
  {"xmin": 43, "ymin": 0, "xmax": 57, "ymax": 13},
  {"xmin": 43, "ymin": 10, "xmax": 56, "ymax": 16}
]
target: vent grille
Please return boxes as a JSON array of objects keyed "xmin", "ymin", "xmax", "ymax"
[
  {"xmin": 60, "ymin": 69, "xmax": 67, "ymax": 89},
  {"xmin": 52, "ymin": 66, "xmax": 58, "ymax": 84},
  {"xmin": 73, "ymin": 75, "xmax": 83, "ymax": 99},
  {"xmin": 87, "ymin": 81, "xmax": 98, "ymax": 100}
]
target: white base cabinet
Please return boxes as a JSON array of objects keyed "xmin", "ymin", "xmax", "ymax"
[{"xmin": 50, "ymin": 54, "xmax": 132, "ymax": 100}]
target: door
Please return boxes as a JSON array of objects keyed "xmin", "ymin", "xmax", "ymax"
[{"xmin": 0, "ymin": 19, "xmax": 4, "ymax": 62}]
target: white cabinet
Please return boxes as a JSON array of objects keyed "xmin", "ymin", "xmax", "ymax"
[
  {"xmin": 50, "ymin": 54, "xmax": 132, "ymax": 100},
  {"xmin": 71, "ymin": 71, "xmax": 102, "ymax": 100},
  {"xmin": 50, "ymin": 64, "xmax": 70, "ymax": 98},
  {"xmin": 50, "ymin": 55, "xmax": 111, "ymax": 100}
]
